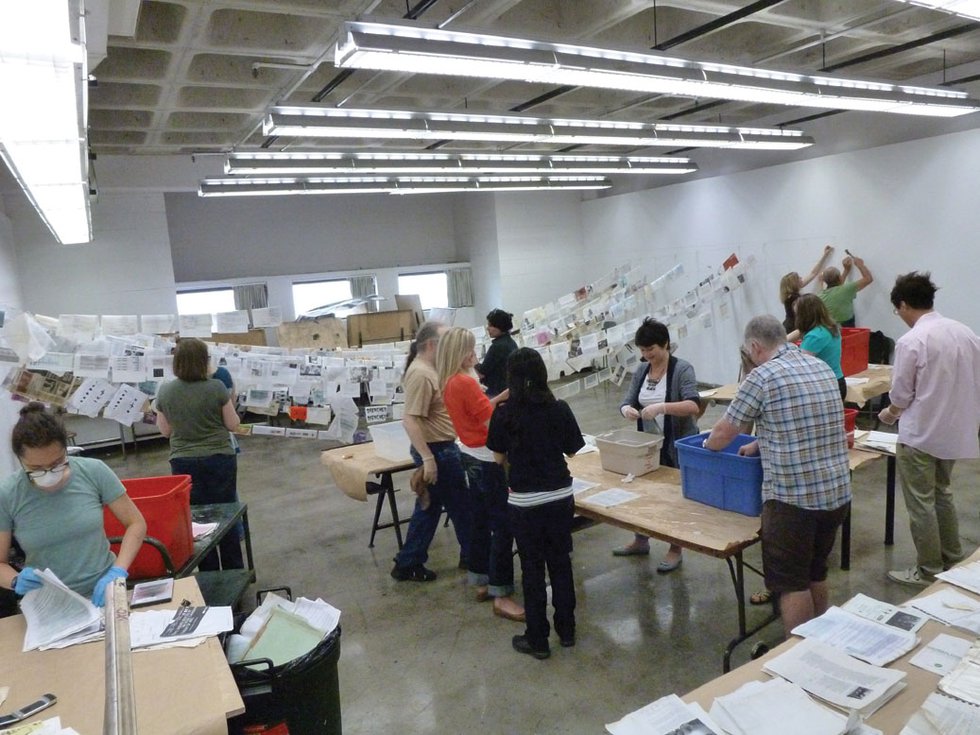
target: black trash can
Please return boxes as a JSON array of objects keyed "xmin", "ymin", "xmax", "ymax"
[{"xmin": 228, "ymin": 595, "xmax": 342, "ymax": 735}]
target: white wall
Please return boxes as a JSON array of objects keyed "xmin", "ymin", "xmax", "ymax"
[
  {"xmin": 582, "ymin": 127, "xmax": 980, "ymax": 385},
  {"xmin": 0, "ymin": 200, "xmax": 22, "ymax": 311},
  {"xmin": 452, "ymin": 192, "xmax": 500, "ymax": 325},
  {"xmin": 164, "ymin": 192, "xmax": 459, "ymax": 282},
  {"xmin": 10, "ymin": 191, "xmax": 177, "ymax": 316},
  {"xmin": 493, "ymin": 191, "xmax": 586, "ymax": 318}
]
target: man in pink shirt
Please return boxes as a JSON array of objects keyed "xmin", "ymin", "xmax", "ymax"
[{"xmin": 880, "ymin": 272, "xmax": 980, "ymax": 587}]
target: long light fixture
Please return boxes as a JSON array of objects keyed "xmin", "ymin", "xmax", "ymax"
[
  {"xmin": 335, "ymin": 19, "xmax": 980, "ymax": 118},
  {"xmin": 199, "ymin": 175, "xmax": 612, "ymax": 197},
  {"xmin": 0, "ymin": 0, "xmax": 92, "ymax": 244},
  {"xmin": 263, "ymin": 107, "xmax": 814, "ymax": 150},
  {"xmin": 898, "ymin": 0, "xmax": 980, "ymax": 21},
  {"xmin": 224, "ymin": 151, "xmax": 698, "ymax": 175}
]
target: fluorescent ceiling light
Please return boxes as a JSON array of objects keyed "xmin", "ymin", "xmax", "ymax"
[
  {"xmin": 263, "ymin": 107, "xmax": 814, "ymax": 150},
  {"xmin": 199, "ymin": 175, "xmax": 612, "ymax": 197},
  {"xmin": 898, "ymin": 0, "xmax": 980, "ymax": 21},
  {"xmin": 335, "ymin": 20, "xmax": 980, "ymax": 118},
  {"xmin": 225, "ymin": 151, "xmax": 697, "ymax": 175},
  {"xmin": 0, "ymin": 0, "xmax": 91, "ymax": 244}
]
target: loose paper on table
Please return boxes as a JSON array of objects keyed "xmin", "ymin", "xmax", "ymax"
[{"xmin": 791, "ymin": 606, "xmax": 918, "ymax": 667}]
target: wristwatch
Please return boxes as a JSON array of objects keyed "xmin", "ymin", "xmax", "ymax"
[{"xmin": 10, "ymin": 574, "xmax": 17, "ymax": 591}]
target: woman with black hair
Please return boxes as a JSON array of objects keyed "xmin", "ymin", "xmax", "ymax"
[
  {"xmin": 614, "ymin": 318, "xmax": 702, "ymax": 572},
  {"xmin": 487, "ymin": 348, "xmax": 585, "ymax": 660},
  {"xmin": 0, "ymin": 403, "xmax": 146, "ymax": 605},
  {"xmin": 476, "ymin": 308, "xmax": 517, "ymax": 397}
]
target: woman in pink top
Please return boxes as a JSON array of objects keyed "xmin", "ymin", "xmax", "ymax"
[{"xmin": 438, "ymin": 327, "xmax": 523, "ymax": 622}]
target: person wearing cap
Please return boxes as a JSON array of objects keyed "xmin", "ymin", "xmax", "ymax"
[{"xmin": 476, "ymin": 309, "xmax": 518, "ymax": 397}]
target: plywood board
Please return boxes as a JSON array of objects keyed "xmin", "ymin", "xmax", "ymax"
[
  {"xmin": 277, "ymin": 316, "xmax": 347, "ymax": 350},
  {"xmin": 347, "ymin": 310, "xmax": 415, "ymax": 347},
  {"xmin": 205, "ymin": 328, "xmax": 267, "ymax": 347}
]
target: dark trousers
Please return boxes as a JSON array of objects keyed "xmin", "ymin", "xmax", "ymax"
[
  {"xmin": 394, "ymin": 442, "xmax": 471, "ymax": 569},
  {"xmin": 170, "ymin": 453, "xmax": 243, "ymax": 571},
  {"xmin": 462, "ymin": 455, "xmax": 514, "ymax": 595},
  {"xmin": 510, "ymin": 497, "xmax": 575, "ymax": 647}
]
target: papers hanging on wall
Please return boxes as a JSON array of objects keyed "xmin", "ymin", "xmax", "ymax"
[
  {"xmin": 250, "ymin": 306, "xmax": 282, "ymax": 328},
  {"xmin": 57, "ymin": 314, "xmax": 100, "ymax": 342},
  {"xmin": 101, "ymin": 315, "xmax": 139, "ymax": 337},
  {"xmin": 103, "ymin": 384, "xmax": 151, "ymax": 425},
  {"xmin": 69, "ymin": 378, "xmax": 114, "ymax": 417},
  {"xmin": 178, "ymin": 313, "xmax": 213, "ymax": 338},
  {"xmin": 141, "ymin": 314, "xmax": 177, "ymax": 334},
  {"xmin": 213, "ymin": 310, "xmax": 249, "ymax": 334}
]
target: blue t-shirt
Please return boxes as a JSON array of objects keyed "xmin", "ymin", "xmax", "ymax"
[
  {"xmin": 801, "ymin": 325, "xmax": 843, "ymax": 379},
  {"xmin": 0, "ymin": 457, "xmax": 126, "ymax": 595}
]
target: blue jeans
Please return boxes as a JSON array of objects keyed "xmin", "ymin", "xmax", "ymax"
[
  {"xmin": 510, "ymin": 496, "xmax": 575, "ymax": 647},
  {"xmin": 170, "ymin": 453, "xmax": 244, "ymax": 571},
  {"xmin": 462, "ymin": 454, "xmax": 514, "ymax": 597},
  {"xmin": 394, "ymin": 442, "xmax": 471, "ymax": 569}
]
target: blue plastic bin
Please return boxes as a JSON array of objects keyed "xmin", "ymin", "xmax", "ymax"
[{"xmin": 675, "ymin": 432, "xmax": 763, "ymax": 516}]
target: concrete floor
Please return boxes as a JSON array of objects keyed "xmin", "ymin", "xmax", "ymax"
[{"xmin": 95, "ymin": 385, "xmax": 980, "ymax": 735}]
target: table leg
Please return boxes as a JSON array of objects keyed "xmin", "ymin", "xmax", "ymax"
[
  {"xmin": 241, "ymin": 507, "xmax": 255, "ymax": 575},
  {"xmin": 885, "ymin": 455, "xmax": 896, "ymax": 546},
  {"xmin": 385, "ymin": 476, "xmax": 404, "ymax": 549},
  {"xmin": 368, "ymin": 481, "xmax": 386, "ymax": 549},
  {"xmin": 366, "ymin": 472, "xmax": 407, "ymax": 549},
  {"xmin": 840, "ymin": 500, "xmax": 851, "ymax": 571},
  {"xmin": 723, "ymin": 552, "xmax": 779, "ymax": 673}
]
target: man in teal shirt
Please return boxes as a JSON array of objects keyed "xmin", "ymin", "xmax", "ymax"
[{"xmin": 819, "ymin": 254, "xmax": 874, "ymax": 327}]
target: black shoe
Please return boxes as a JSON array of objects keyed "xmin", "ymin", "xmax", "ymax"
[
  {"xmin": 559, "ymin": 635, "xmax": 575, "ymax": 648},
  {"xmin": 512, "ymin": 635, "xmax": 550, "ymax": 659},
  {"xmin": 390, "ymin": 564, "xmax": 437, "ymax": 582}
]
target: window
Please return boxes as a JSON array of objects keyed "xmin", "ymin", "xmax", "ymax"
[
  {"xmin": 398, "ymin": 272, "xmax": 448, "ymax": 311},
  {"xmin": 292, "ymin": 279, "xmax": 353, "ymax": 316},
  {"xmin": 176, "ymin": 289, "xmax": 235, "ymax": 315}
]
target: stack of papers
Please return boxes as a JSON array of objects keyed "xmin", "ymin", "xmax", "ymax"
[
  {"xmin": 853, "ymin": 431, "xmax": 897, "ymax": 454},
  {"xmin": 605, "ymin": 693, "xmax": 724, "ymax": 735},
  {"xmin": 841, "ymin": 593, "xmax": 928, "ymax": 633},
  {"xmin": 20, "ymin": 569, "xmax": 102, "ymax": 651},
  {"xmin": 763, "ymin": 639, "xmax": 907, "ymax": 717},
  {"xmin": 709, "ymin": 678, "xmax": 877, "ymax": 735},
  {"xmin": 225, "ymin": 592, "xmax": 341, "ymax": 666},
  {"xmin": 901, "ymin": 692, "xmax": 980, "ymax": 735},
  {"xmin": 130, "ymin": 605, "xmax": 233, "ymax": 649},
  {"xmin": 792, "ymin": 606, "xmax": 919, "ymax": 666},
  {"xmin": 939, "ymin": 640, "xmax": 980, "ymax": 706}
]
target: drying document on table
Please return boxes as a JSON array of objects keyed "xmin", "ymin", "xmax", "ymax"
[
  {"xmin": 910, "ymin": 634, "xmax": 972, "ymax": 676},
  {"xmin": 571, "ymin": 477, "xmax": 600, "ymax": 495},
  {"xmin": 791, "ymin": 606, "xmax": 919, "ymax": 666},
  {"xmin": 938, "ymin": 561, "xmax": 980, "ymax": 596},
  {"xmin": 907, "ymin": 589, "xmax": 980, "ymax": 634},
  {"xmin": 605, "ymin": 693, "xmax": 725, "ymax": 735},
  {"xmin": 938, "ymin": 640, "xmax": 980, "ymax": 706},
  {"xmin": 708, "ymin": 678, "xmax": 880, "ymax": 735},
  {"xmin": 841, "ymin": 593, "xmax": 928, "ymax": 633},
  {"xmin": 763, "ymin": 638, "xmax": 907, "ymax": 716},
  {"xmin": 901, "ymin": 692, "xmax": 980, "ymax": 735},
  {"xmin": 581, "ymin": 488, "xmax": 640, "ymax": 508}
]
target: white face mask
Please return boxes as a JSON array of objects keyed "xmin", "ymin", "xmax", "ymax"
[{"xmin": 30, "ymin": 465, "xmax": 69, "ymax": 489}]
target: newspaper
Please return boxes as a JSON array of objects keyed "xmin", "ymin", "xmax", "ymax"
[
  {"xmin": 791, "ymin": 606, "xmax": 919, "ymax": 667},
  {"xmin": 20, "ymin": 569, "xmax": 103, "ymax": 652},
  {"xmin": 763, "ymin": 638, "xmax": 907, "ymax": 716},
  {"xmin": 901, "ymin": 692, "xmax": 980, "ymax": 735},
  {"xmin": 605, "ymin": 693, "xmax": 725, "ymax": 735}
]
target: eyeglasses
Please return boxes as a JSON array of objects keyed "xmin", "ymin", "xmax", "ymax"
[{"xmin": 23, "ymin": 459, "xmax": 69, "ymax": 480}]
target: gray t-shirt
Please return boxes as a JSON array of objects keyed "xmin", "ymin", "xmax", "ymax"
[
  {"xmin": 0, "ymin": 457, "xmax": 125, "ymax": 595},
  {"xmin": 156, "ymin": 378, "xmax": 235, "ymax": 459}
]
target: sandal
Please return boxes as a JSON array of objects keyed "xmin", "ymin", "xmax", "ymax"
[{"xmin": 749, "ymin": 589, "xmax": 773, "ymax": 606}]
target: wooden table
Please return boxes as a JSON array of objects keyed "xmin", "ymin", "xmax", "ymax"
[
  {"xmin": 705, "ymin": 364, "xmax": 892, "ymax": 407},
  {"xmin": 0, "ymin": 577, "xmax": 244, "ymax": 734},
  {"xmin": 567, "ymin": 453, "xmax": 776, "ymax": 672},
  {"xmin": 321, "ymin": 443, "xmax": 416, "ymax": 548},
  {"xmin": 683, "ymin": 548, "xmax": 980, "ymax": 734}
]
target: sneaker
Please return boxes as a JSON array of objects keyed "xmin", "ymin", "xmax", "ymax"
[
  {"xmin": 512, "ymin": 634, "xmax": 550, "ymax": 659},
  {"xmin": 391, "ymin": 564, "xmax": 437, "ymax": 582},
  {"xmin": 887, "ymin": 567, "xmax": 930, "ymax": 588}
]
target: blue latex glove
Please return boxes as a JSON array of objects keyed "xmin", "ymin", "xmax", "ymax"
[
  {"xmin": 92, "ymin": 566, "xmax": 128, "ymax": 606},
  {"xmin": 13, "ymin": 567, "xmax": 42, "ymax": 595}
]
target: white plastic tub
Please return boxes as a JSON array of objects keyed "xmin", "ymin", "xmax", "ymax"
[
  {"xmin": 369, "ymin": 420, "xmax": 413, "ymax": 462},
  {"xmin": 594, "ymin": 428, "xmax": 664, "ymax": 477}
]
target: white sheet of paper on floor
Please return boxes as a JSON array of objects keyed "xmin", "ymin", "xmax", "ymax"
[
  {"xmin": 791, "ymin": 606, "xmax": 918, "ymax": 667},
  {"xmin": 909, "ymin": 633, "xmax": 972, "ymax": 676},
  {"xmin": 581, "ymin": 488, "xmax": 640, "ymax": 508}
]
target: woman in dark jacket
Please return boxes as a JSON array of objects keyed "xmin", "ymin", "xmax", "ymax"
[
  {"xmin": 476, "ymin": 308, "xmax": 518, "ymax": 397},
  {"xmin": 613, "ymin": 319, "xmax": 702, "ymax": 573}
]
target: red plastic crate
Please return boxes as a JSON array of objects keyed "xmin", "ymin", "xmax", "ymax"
[
  {"xmin": 104, "ymin": 474, "xmax": 193, "ymax": 579},
  {"xmin": 840, "ymin": 327, "xmax": 870, "ymax": 377},
  {"xmin": 843, "ymin": 408, "xmax": 859, "ymax": 448}
]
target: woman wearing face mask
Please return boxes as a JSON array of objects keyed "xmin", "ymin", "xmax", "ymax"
[{"xmin": 0, "ymin": 403, "xmax": 146, "ymax": 605}]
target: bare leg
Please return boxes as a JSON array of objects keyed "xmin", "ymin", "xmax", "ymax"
[
  {"xmin": 779, "ymin": 590, "xmax": 816, "ymax": 634},
  {"xmin": 810, "ymin": 581, "xmax": 829, "ymax": 618}
]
